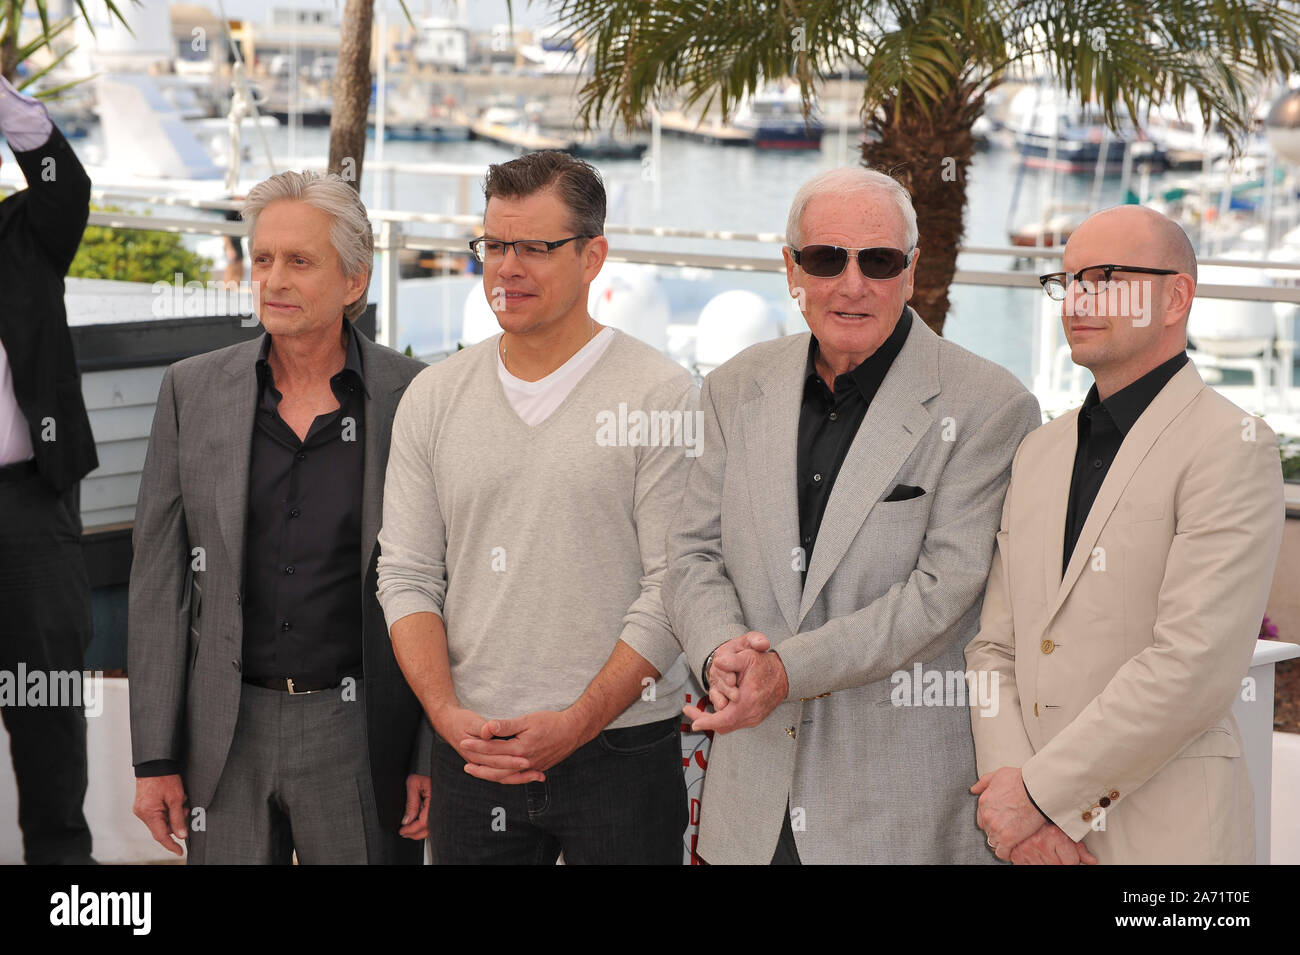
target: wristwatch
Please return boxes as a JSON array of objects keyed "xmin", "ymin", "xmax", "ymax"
[{"xmin": 701, "ymin": 645, "xmax": 720, "ymax": 692}]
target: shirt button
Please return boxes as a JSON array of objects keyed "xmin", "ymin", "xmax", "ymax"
[
  {"xmin": 289, "ymin": 508, "xmax": 301, "ymax": 518},
  {"xmin": 295, "ymin": 451, "xmax": 306, "ymax": 462},
  {"xmin": 281, "ymin": 621, "xmax": 292, "ymax": 631},
  {"xmin": 1093, "ymin": 459, "xmax": 1103, "ymax": 469},
  {"xmin": 828, "ymin": 412, "xmax": 838, "ymax": 421},
  {"xmin": 284, "ymin": 565, "xmax": 295, "ymax": 575},
  {"xmin": 812, "ymin": 473, "xmax": 822, "ymax": 483},
  {"xmin": 802, "ymin": 536, "xmax": 812, "ymax": 546}
]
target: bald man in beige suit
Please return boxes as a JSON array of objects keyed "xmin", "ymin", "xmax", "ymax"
[{"xmin": 966, "ymin": 205, "xmax": 1285, "ymax": 864}]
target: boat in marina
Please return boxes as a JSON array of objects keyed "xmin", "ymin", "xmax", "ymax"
[
  {"xmin": 659, "ymin": 84, "xmax": 823, "ymax": 149},
  {"xmin": 1007, "ymin": 85, "xmax": 1166, "ymax": 173},
  {"xmin": 470, "ymin": 105, "xmax": 647, "ymax": 159},
  {"xmin": 733, "ymin": 85, "xmax": 824, "ymax": 149}
]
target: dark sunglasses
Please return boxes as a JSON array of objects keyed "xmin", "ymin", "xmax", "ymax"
[{"xmin": 791, "ymin": 245, "xmax": 916, "ymax": 279}]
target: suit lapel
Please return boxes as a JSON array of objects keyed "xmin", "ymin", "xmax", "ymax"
[
  {"xmin": 1047, "ymin": 362, "xmax": 1205, "ymax": 622},
  {"xmin": 214, "ymin": 340, "xmax": 261, "ymax": 593},
  {"xmin": 739, "ymin": 335, "xmax": 805, "ymax": 637},
  {"xmin": 1039, "ymin": 414, "xmax": 1079, "ymax": 609},
  {"xmin": 798, "ymin": 310, "xmax": 938, "ymax": 625},
  {"xmin": 358, "ymin": 334, "xmax": 408, "ymax": 579}
]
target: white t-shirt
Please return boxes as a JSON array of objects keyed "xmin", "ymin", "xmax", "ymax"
[
  {"xmin": 0, "ymin": 339, "xmax": 33, "ymax": 466},
  {"xmin": 496, "ymin": 327, "xmax": 616, "ymax": 426}
]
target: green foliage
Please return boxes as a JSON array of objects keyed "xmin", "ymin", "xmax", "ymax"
[
  {"xmin": 1282, "ymin": 439, "xmax": 1300, "ymax": 482},
  {"xmin": 69, "ymin": 204, "xmax": 213, "ymax": 283},
  {"xmin": 1283, "ymin": 454, "xmax": 1300, "ymax": 482}
]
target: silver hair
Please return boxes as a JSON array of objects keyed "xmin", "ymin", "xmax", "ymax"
[
  {"xmin": 785, "ymin": 166, "xmax": 919, "ymax": 251},
  {"xmin": 242, "ymin": 170, "xmax": 374, "ymax": 321}
]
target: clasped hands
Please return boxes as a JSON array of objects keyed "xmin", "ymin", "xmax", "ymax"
[
  {"xmin": 972, "ymin": 766, "xmax": 1098, "ymax": 865},
  {"xmin": 682, "ymin": 631, "xmax": 789, "ymax": 734},
  {"xmin": 440, "ymin": 705, "xmax": 590, "ymax": 785}
]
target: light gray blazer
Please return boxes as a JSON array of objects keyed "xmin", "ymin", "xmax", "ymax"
[
  {"xmin": 664, "ymin": 310, "xmax": 1042, "ymax": 864},
  {"xmin": 127, "ymin": 327, "xmax": 431, "ymax": 864}
]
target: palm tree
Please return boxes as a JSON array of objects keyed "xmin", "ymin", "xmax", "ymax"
[
  {"xmin": 330, "ymin": 0, "xmax": 413, "ymax": 192},
  {"xmin": 0, "ymin": 0, "xmax": 134, "ymax": 89},
  {"xmin": 550, "ymin": 0, "xmax": 1300, "ymax": 334},
  {"xmin": 330, "ymin": 0, "xmax": 375, "ymax": 191}
]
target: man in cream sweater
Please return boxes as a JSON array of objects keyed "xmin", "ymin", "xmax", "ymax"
[{"xmin": 377, "ymin": 151, "xmax": 695, "ymax": 864}]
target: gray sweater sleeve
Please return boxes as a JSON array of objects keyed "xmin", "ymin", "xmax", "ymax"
[
  {"xmin": 616, "ymin": 375, "xmax": 699, "ymax": 675},
  {"xmin": 376, "ymin": 368, "xmax": 448, "ymax": 628}
]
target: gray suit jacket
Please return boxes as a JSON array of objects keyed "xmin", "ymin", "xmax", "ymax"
[
  {"xmin": 127, "ymin": 326, "xmax": 431, "ymax": 864},
  {"xmin": 664, "ymin": 310, "xmax": 1042, "ymax": 864}
]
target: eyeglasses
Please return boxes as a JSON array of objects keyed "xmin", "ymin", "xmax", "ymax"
[
  {"xmin": 1039, "ymin": 264, "xmax": 1179, "ymax": 300},
  {"xmin": 468, "ymin": 235, "xmax": 597, "ymax": 264},
  {"xmin": 790, "ymin": 245, "xmax": 916, "ymax": 279}
]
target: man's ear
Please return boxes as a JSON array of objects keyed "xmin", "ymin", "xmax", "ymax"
[
  {"xmin": 782, "ymin": 246, "xmax": 802, "ymax": 307},
  {"xmin": 1165, "ymin": 273, "xmax": 1195, "ymax": 326},
  {"xmin": 345, "ymin": 267, "xmax": 370, "ymax": 309},
  {"xmin": 582, "ymin": 234, "xmax": 609, "ymax": 284},
  {"xmin": 903, "ymin": 247, "xmax": 920, "ymax": 302}
]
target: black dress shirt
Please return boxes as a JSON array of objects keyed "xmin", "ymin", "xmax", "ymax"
[
  {"xmin": 241, "ymin": 319, "xmax": 368, "ymax": 683},
  {"xmin": 1062, "ymin": 351, "xmax": 1188, "ymax": 575},
  {"xmin": 796, "ymin": 308, "xmax": 912, "ymax": 576}
]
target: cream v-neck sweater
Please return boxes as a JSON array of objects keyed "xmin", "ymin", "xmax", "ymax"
[{"xmin": 377, "ymin": 329, "xmax": 699, "ymax": 727}]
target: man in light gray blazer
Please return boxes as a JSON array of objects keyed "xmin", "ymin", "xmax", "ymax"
[
  {"xmin": 128, "ymin": 171, "xmax": 430, "ymax": 864},
  {"xmin": 664, "ymin": 167, "xmax": 1042, "ymax": 864}
]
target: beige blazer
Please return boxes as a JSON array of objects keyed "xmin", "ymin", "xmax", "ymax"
[{"xmin": 966, "ymin": 361, "xmax": 1285, "ymax": 863}]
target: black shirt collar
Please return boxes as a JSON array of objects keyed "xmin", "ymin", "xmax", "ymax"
[
  {"xmin": 805, "ymin": 308, "xmax": 913, "ymax": 401},
  {"xmin": 1081, "ymin": 351, "xmax": 1188, "ymax": 436},
  {"xmin": 256, "ymin": 318, "xmax": 369, "ymax": 398}
]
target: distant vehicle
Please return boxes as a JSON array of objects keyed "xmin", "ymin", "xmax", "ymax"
[
  {"xmin": 414, "ymin": 18, "xmax": 470, "ymax": 72},
  {"xmin": 311, "ymin": 56, "xmax": 338, "ymax": 81}
]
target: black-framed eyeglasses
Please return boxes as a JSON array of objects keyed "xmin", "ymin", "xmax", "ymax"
[
  {"xmin": 468, "ymin": 235, "xmax": 597, "ymax": 264},
  {"xmin": 1039, "ymin": 264, "xmax": 1179, "ymax": 301},
  {"xmin": 790, "ymin": 245, "xmax": 916, "ymax": 279}
]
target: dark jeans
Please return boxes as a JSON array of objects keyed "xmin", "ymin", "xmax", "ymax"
[
  {"xmin": 0, "ymin": 469, "xmax": 94, "ymax": 864},
  {"xmin": 429, "ymin": 715, "xmax": 687, "ymax": 864}
]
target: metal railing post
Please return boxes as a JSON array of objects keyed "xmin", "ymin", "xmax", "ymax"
[{"xmin": 376, "ymin": 218, "xmax": 401, "ymax": 349}]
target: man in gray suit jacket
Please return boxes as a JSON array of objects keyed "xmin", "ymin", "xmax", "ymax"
[
  {"xmin": 128, "ymin": 171, "xmax": 431, "ymax": 864},
  {"xmin": 664, "ymin": 167, "xmax": 1042, "ymax": 864}
]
